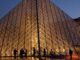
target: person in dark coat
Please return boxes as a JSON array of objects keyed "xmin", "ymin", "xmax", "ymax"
[
  {"xmin": 24, "ymin": 49, "xmax": 27, "ymax": 57},
  {"xmin": 50, "ymin": 49, "xmax": 54, "ymax": 58},
  {"xmin": 20, "ymin": 49, "xmax": 24, "ymax": 58},
  {"xmin": 13, "ymin": 49, "xmax": 18, "ymax": 58},
  {"xmin": 33, "ymin": 47, "xmax": 36, "ymax": 57},
  {"xmin": 69, "ymin": 48, "xmax": 73, "ymax": 60},
  {"xmin": 43, "ymin": 49, "xmax": 46, "ymax": 57}
]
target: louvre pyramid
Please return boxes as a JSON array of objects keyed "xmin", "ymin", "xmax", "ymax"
[{"xmin": 0, "ymin": 0, "xmax": 79, "ymax": 56}]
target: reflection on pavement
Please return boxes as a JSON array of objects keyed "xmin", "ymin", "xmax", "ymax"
[{"xmin": 0, "ymin": 57, "xmax": 65, "ymax": 60}]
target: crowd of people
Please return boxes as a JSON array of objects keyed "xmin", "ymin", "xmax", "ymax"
[
  {"xmin": 13, "ymin": 48, "xmax": 73, "ymax": 59},
  {"xmin": 13, "ymin": 48, "xmax": 27, "ymax": 58},
  {"xmin": 13, "ymin": 48, "xmax": 55, "ymax": 58}
]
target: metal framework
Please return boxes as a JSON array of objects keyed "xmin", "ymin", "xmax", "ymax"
[{"xmin": 0, "ymin": 0, "xmax": 79, "ymax": 57}]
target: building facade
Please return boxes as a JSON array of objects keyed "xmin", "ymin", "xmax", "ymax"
[{"xmin": 0, "ymin": 0, "xmax": 79, "ymax": 56}]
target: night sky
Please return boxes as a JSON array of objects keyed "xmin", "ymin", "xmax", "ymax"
[{"xmin": 0, "ymin": 0, "xmax": 80, "ymax": 19}]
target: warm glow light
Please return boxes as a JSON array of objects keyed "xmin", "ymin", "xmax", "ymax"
[
  {"xmin": 62, "ymin": 48, "xmax": 65, "ymax": 52},
  {"xmin": 56, "ymin": 48, "xmax": 59, "ymax": 53},
  {"xmin": 0, "ymin": 0, "xmax": 77, "ymax": 57}
]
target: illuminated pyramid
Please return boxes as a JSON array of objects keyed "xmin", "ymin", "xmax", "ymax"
[{"xmin": 0, "ymin": 0, "xmax": 79, "ymax": 56}]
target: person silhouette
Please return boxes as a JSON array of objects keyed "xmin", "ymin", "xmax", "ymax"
[
  {"xmin": 24, "ymin": 49, "xmax": 27, "ymax": 57},
  {"xmin": 20, "ymin": 49, "xmax": 24, "ymax": 58},
  {"xmin": 69, "ymin": 48, "xmax": 73, "ymax": 60},
  {"xmin": 0, "ymin": 51, "xmax": 1, "ymax": 57},
  {"xmin": 50, "ymin": 49, "xmax": 54, "ymax": 58},
  {"xmin": 13, "ymin": 49, "xmax": 18, "ymax": 58},
  {"xmin": 33, "ymin": 47, "xmax": 36, "ymax": 57},
  {"xmin": 43, "ymin": 49, "xmax": 46, "ymax": 57}
]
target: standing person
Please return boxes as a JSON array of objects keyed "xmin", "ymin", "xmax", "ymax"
[
  {"xmin": 50, "ymin": 49, "xmax": 54, "ymax": 58},
  {"xmin": 33, "ymin": 47, "xmax": 36, "ymax": 57},
  {"xmin": 13, "ymin": 49, "xmax": 18, "ymax": 58},
  {"xmin": 20, "ymin": 49, "xmax": 24, "ymax": 58},
  {"xmin": 69, "ymin": 48, "xmax": 73, "ymax": 60},
  {"xmin": 0, "ymin": 50, "xmax": 1, "ymax": 57},
  {"xmin": 43, "ymin": 49, "xmax": 46, "ymax": 57},
  {"xmin": 24, "ymin": 49, "xmax": 27, "ymax": 57}
]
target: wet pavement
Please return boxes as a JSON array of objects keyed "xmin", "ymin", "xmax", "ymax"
[
  {"xmin": 0, "ymin": 55, "xmax": 79, "ymax": 60},
  {"xmin": 0, "ymin": 57, "xmax": 65, "ymax": 60}
]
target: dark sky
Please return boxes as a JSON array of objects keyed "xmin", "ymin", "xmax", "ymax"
[
  {"xmin": 0, "ymin": 0, "xmax": 80, "ymax": 19},
  {"xmin": 0, "ymin": 0, "xmax": 22, "ymax": 19},
  {"xmin": 52, "ymin": 0, "xmax": 80, "ymax": 19}
]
